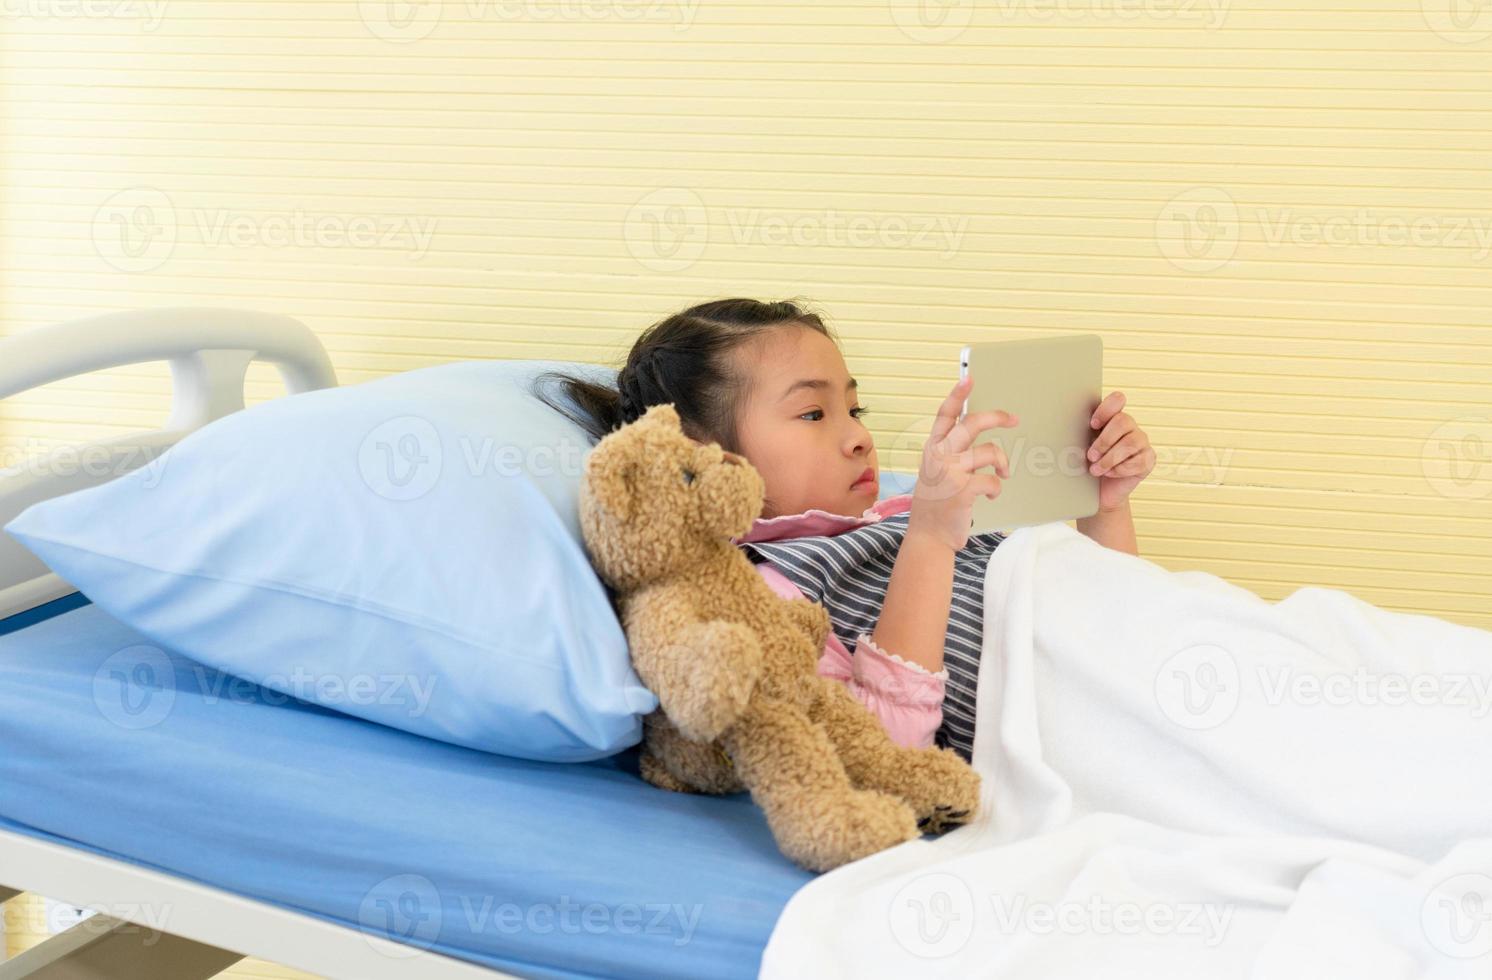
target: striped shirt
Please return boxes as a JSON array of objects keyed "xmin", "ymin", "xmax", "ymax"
[{"xmin": 740, "ymin": 512, "xmax": 1006, "ymax": 763}]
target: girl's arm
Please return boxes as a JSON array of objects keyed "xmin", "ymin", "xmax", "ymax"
[
  {"xmin": 879, "ymin": 499, "xmax": 1139, "ymax": 677},
  {"xmin": 869, "ymin": 524, "xmax": 956, "ymax": 675},
  {"xmin": 755, "ymin": 562, "xmax": 945, "ymax": 748},
  {"xmin": 879, "ymin": 375, "xmax": 1017, "ymax": 676},
  {"xmin": 1076, "ymin": 498, "xmax": 1139, "ymax": 556}
]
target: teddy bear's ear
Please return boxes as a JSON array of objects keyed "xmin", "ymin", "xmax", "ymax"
[
  {"xmin": 636, "ymin": 402, "xmax": 682, "ymax": 432},
  {"xmin": 584, "ymin": 434, "xmax": 641, "ymax": 523},
  {"xmin": 583, "ymin": 402, "xmax": 686, "ymax": 522}
]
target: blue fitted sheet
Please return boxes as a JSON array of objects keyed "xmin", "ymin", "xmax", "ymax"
[{"xmin": 0, "ymin": 599, "xmax": 815, "ymax": 979}]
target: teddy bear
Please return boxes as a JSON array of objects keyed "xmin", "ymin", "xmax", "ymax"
[{"xmin": 577, "ymin": 402, "xmax": 981, "ymax": 873}]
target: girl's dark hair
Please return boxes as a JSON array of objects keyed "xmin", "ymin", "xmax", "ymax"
[{"xmin": 533, "ymin": 297, "xmax": 833, "ymax": 454}]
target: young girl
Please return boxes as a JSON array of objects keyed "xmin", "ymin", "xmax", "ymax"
[{"xmin": 539, "ymin": 298, "xmax": 1156, "ymax": 762}]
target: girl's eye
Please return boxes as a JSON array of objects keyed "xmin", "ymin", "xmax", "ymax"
[{"xmin": 798, "ymin": 406, "xmax": 872, "ymax": 422}]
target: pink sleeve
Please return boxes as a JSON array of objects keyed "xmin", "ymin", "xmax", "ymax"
[{"xmin": 753, "ymin": 561, "xmax": 946, "ymax": 750}]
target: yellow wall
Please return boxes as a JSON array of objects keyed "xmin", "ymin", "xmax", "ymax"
[
  {"xmin": 4, "ymin": 7, "xmax": 1489, "ymax": 620},
  {"xmin": 2, "ymin": 4, "xmax": 1490, "ymax": 976},
  {"xmin": 5, "ymin": 4, "xmax": 1492, "ymax": 636}
]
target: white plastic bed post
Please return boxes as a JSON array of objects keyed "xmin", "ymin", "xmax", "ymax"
[{"xmin": 0, "ymin": 308, "xmax": 338, "ymax": 620}]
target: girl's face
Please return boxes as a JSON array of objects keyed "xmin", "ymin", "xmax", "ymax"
[{"xmin": 732, "ymin": 325, "xmax": 879, "ymax": 519}]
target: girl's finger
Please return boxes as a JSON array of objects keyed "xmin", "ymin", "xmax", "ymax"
[
  {"xmin": 1090, "ymin": 390, "xmax": 1126, "ymax": 431},
  {"xmin": 966, "ymin": 440, "xmax": 1009, "ymax": 478},
  {"xmin": 947, "ymin": 408, "xmax": 1020, "ymax": 454},
  {"xmin": 969, "ymin": 471, "xmax": 1003, "ymax": 502},
  {"xmin": 1092, "ymin": 432, "xmax": 1145, "ymax": 476},
  {"xmin": 930, "ymin": 377, "xmax": 972, "ymax": 444},
  {"xmin": 1087, "ymin": 412, "xmax": 1136, "ymax": 462},
  {"xmin": 1110, "ymin": 445, "xmax": 1156, "ymax": 478}
]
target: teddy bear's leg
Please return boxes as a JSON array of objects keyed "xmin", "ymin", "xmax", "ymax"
[
  {"xmin": 808, "ymin": 679, "xmax": 982, "ymax": 836},
  {"xmin": 638, "ymin": 713, "xmax": 745, "ymax": 795},
  {"xmin": 718, "ymin": 697, "xmax": 920, "ymax": 873},
  {"xmin": 639, "ymin": 750, "xmax": 698, "ymax": 793}
]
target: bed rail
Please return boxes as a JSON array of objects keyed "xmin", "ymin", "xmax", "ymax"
[
  {"xmin": 0, "ymin": 308, "xmax": 338, "ymax": 620},
  {"xmin": 0, "ymin": 828, "xmax": 510, "ymax": 979}
]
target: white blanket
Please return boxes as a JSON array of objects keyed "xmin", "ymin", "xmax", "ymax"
[{"xmin": 761, "ymin": 521, "xmax": 1492, "ymax": 978}]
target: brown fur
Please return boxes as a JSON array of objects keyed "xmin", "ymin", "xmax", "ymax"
[{"xmin": 578, "ymin": 403, "xmax": 981, "ymax": 873}]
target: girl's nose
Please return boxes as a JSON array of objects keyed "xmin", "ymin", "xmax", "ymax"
[{"xmin": 720, "ymin": 450, "xmax": 744, "ymax": 466}]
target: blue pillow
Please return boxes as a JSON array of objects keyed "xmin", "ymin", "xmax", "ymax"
[
  {"xmin": 878, "ymin": 469, "xmax": 917, "ymax": 499},
  {"xmin": 4, "ymin": 359, "xmax": 658, "ymax": 762}
]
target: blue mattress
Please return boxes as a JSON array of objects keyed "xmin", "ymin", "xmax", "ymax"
[{"xmin": 0, "ymin": 598, "xmax": 816, "ymax": 979}]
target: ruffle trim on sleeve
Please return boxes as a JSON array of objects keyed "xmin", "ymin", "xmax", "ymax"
[{"xmin": 856, "ymin": 632, "xmax": 950, "ymax": 681}]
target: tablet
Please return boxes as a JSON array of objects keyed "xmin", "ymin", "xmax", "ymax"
[{"xmin": 958, "ymin": 335, "xmax": 1104, "ymax": 533}]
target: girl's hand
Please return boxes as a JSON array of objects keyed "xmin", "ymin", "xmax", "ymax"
[
  {"xmin": 1087, "ymin": 390, "xmax": 1156, "ymax": 513},
  {"xmin": 908, "ymin": 377, "xmax": 1020, "ymax": 552}
]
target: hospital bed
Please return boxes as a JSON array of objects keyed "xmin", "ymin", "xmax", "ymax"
[{"xmin": 0, "ymin": 309, "xmax": 823, "ymax": 980}]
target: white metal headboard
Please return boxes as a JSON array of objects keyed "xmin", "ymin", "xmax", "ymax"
[{"xmin": 0, "ymin": 307, "xmax": 338, "ymax": 620}]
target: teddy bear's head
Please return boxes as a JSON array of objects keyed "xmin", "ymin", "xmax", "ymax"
[{"xmin": 579, "ymin": 403, "xmax": 765, "ymax": 593}]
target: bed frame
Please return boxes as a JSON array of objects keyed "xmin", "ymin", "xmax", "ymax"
[{"xmin": 0, "ymin": 309, "xmax": 520, "ymax": 979}]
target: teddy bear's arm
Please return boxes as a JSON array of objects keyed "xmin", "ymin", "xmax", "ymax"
[
  {"xmin": 625, "ymin": 586, "xmax": 765, "ymax": 743},
  {"xmin": 779, "ymin": 597, "xmax": 832, "ymax": 652}
]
